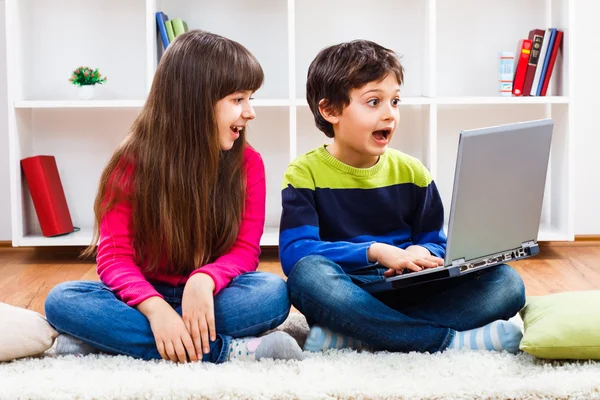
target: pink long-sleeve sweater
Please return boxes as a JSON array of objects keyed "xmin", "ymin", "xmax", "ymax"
[{"xmin": 95, "ymin": 146, "xmax": 266, "ymax": 306}]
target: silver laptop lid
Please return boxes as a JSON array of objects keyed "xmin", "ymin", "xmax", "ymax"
[{"xmin": 444, "ymin": 119, "xmax": 554, "ymax": 266}]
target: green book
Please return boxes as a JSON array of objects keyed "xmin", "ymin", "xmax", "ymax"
[
  {"xmin": 165, "ymin": 20, "xmax": 175, "ymax": 41},
  {"xmin": 171, "ymin": 18, "xmax": 187, "ymax": 37}
]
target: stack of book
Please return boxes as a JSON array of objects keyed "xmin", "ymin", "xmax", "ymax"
[
  {"xmin": 512, "ymin": 28, "xmax": 564, "ymax": 96},
  {"xmin": 156, "ymin": 11, "xmax": 189, "ymax": 50}
]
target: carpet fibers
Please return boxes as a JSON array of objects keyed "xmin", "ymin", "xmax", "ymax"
[{"xmin": 1, "ymin": 314, "xmax": 600, "ymax": 400}]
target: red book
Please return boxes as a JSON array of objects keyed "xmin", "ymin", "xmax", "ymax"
[
  {"xmin": 540, "ymin": 30, "xmax": 564, "ymax": 96},
  {"xmin": 512, "ymin": 39, "xmax": 533, "ymax": 96},
  {"xmin": 522, "ymin": 29, "xmax": 545, "ymax": 96},
  {"xmin": 21, "ymin": 155, "xmax": 74, "ymax": 237}
]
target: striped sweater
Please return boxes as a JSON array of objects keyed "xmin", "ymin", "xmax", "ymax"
[{"xmin": 279, "ymin": 145, "xmax": 447, "ymax": 276}]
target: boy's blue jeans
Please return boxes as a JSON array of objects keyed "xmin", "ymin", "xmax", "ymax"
[
  {"xmin": 45, "ymin": 272, "xmax": 291, "ymax": 363},
  {"xmin": 287, "ymin": 255, "xmax": 526, "ymax": 353}
]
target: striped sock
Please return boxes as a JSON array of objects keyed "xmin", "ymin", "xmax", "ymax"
[
  {"xmin": 448, "ymin": 320, "xmax": 523, "ymax": 354},
  {"xmin": 303, "ymin": 325, "xmax": 367, "ymax": 352}
]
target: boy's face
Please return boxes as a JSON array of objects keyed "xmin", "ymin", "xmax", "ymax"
[{"xmin": 324, "ymin": 74, "xmax": 400, "ymax": 168}]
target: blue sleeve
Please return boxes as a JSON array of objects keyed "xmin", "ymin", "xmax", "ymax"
[
  {"xmin": 278, "ymin": 167, "xmax": 374, "ymax": 276},
  {"xmin": 411, "ymin": 180, "xmax": 447, "ymax": 258}
]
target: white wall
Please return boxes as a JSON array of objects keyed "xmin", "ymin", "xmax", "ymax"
[
  {"xmin": 573, "ymin": 0, "xmax": 600, "ymax": 235},
  {"xmin": 0, "ymin": 1, "xmax": 9, "ymax": 241},
  {"xmin": 0, "ymin": 1, "xmax": 598, "ymax": 241}
]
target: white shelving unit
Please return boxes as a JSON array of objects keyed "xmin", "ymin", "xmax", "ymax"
[{"xmin": 6, "ymin": 0, "xmax": 574, "ymax": 247}]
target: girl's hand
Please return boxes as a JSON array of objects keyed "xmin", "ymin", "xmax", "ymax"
[
  {"xmin": 368, "ymin": 243, "xmax": 444, "ymax": 277},
  {"xmin": 182, "ymin": 273, "xmax": 216, "ymax": 358},
  {"xmin": 137, "ymin": 297, "xmax": 197, "ymax": 363}
]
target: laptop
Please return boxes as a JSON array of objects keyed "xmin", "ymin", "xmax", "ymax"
[{"xmin": 360, "ymin": 118, "xmax": 554, "ymax": 293}]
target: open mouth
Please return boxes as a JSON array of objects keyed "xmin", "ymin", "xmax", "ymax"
[
  {"xmin": 230, "ymin": 126, "xmax": 244, "ymax": 134},
  {"xmin": 372, "ymin": 128, "xmax": 391, "ymax": 143}
]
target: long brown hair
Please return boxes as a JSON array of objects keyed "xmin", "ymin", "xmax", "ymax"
[{"xmin": 83, "ymin": 30, "xmax": 264, "ymax": 275}]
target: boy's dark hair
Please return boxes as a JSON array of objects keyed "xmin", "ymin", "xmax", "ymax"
[{"xmin": 306, "ymin": 40, "xmax": 404, "ymax": 138}]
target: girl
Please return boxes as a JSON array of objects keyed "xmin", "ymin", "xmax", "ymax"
[{"xmin": 45, "ymin": 30, "xmax": 302, "ymax": 363}]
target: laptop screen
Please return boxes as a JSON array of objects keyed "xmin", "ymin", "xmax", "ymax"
[{"xmin": 444, "ymin": 119, "xmax": 553, "ymax": 266}]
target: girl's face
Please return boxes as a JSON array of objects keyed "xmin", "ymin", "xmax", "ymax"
[{"xmin": 214, "ymin": 90, "xmax": 256, "ymax": 151}]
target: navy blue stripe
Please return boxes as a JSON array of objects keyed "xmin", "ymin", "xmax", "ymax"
[
  {"xmin": 283, "ymin": 183, "xmax": 425, "ymax": 240},
  {"xmin": 280, "ymin": 186, "xmax": 318, "ymax": 231},
  {"xmin": 411, "ymin": 181, "xmax": 445, "ymax": 235},
  {"xmin": 283, "ymin": 183, "xmax": 444, "ymax": 240}
]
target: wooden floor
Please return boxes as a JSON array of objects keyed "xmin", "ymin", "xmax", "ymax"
[{"xmin": 1, "ymin": 243, "xmax": 599, "ymax": 316}]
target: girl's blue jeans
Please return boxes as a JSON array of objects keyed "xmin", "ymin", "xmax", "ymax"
[{"xmin": 45, "ymin": 272, "xmax": 291, "ymax": 363}]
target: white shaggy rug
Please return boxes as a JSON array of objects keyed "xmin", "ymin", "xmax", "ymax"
[{"xmin": 2, "ymin": 313, "xmax": 600, "ymax": 400}]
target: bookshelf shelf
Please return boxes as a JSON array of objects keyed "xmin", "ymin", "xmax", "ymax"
[
  {"xmin": 19, "ymin": 229, "xmax": 94, "ymax": 247},
  {"xmin": 6, "ymin": 0, "xmax": 574, "ymax": 247},
  {"xmin": 14, "ymin": 99, "xmax": 291, "ymax": 109},
  {"xmin": 14, "ymin": 100, "xmax": 146, "ymax": 109},
  {"xmin": 17, "ymin": 227, "xmax": 280, "ymax": 248},
  {"xmin": 442, "ymin": 224, "xmax": 568, "ymax": 242},
  {"xmin": 538, "ymin": 225, "xmax": 573, "ymax": 242},
  {"xmin": 435, "ymin": 96, "xmax": 570, "ymax": 105}
]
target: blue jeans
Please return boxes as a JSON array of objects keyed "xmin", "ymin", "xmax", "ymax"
[
  {"xmin": 287, "ymin": 255, "xmax": 526, "ymax": 353},
  {"xmin": 45, "ymin": 272, "xmax": 291, "ymax": 363}
]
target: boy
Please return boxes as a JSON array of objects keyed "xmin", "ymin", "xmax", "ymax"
[{"xmin": 279, "ymin": 39, "xmax": 525, "ymax": 354}]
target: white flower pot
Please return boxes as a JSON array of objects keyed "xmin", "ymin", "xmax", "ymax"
[{"xmin": 78, "ymin": 85, "xmax": 96, "ymax": 100}]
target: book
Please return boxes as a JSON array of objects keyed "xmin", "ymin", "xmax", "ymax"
[
  {"xmin": 530, "ymin": 28, "xmax": 553, "ymax": 96},
  {"xmin": 165, "ymin": 20, "xmax": 175, "ymax": 42},
  {"xmin": 512, "ymin": 39, "xmax": 532, "ymax": 96},
  {"xmin": 156, "ymin": 12, "xmax": 170, "ymax": 49},
  {"xmin": 536, "ymin": 28, "xmax": 557, "ymax": 96},
  {"xmin": 498, "ymin": 51, "xmax": 515, "ymax": 96},
  {"xmin": 522, "ymin": 29, "xmax": 545, "ymax": 96},
  {"xmin": 20, "ymin": 156, "xmax": 74, "ymax": 237},
  {"xmin": 540, "ymin": 30, "xmax": 563, "ymax": 96},
  {"xmin": 171, "ymin": 18, "xmax": 187, "ymax": 37}
]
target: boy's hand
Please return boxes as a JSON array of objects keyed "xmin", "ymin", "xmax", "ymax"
[
  {"xmin": 182, "ymin": 273, "xmax": 216, "ymax": 359},
  {"xmin": 367, "ymin": 243, "xmax": 444, "ymax": 277}
]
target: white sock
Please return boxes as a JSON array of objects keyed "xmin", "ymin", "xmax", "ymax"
[
  {"xmin": 55, "ymin": 334, "xmax": 99, "ymax": 356},
  {"xmin": 448, "ymin": 320, "xmax": 523, "ymax": 354},
  {"xmin": 227, "ymin": 331, "xmax": 303, "ymax": 361}
]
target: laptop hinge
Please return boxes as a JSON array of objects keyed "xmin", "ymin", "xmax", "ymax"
[{"xmin": 451, "ymin": 258, "xmax": 465, "ymax": 267}]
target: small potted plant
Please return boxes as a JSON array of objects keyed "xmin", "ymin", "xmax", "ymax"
[{"xmin": 69, "ymin": 66, "xmax": 107, "ymax": 100}]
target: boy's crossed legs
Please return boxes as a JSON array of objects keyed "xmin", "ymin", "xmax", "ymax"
[{"xmin": 288, "ymin": 255, "xmax": 526, "ymax": 354}]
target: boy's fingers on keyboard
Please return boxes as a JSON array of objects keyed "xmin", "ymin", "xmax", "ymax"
[
  {"xmin": 423, "ymin": 256, "xmax": 444, "ymax": 266},
  {"xmin": 432, "ymin": 256, "xmax": 444, "ymax": 265},
  {"xmin": 403, "ymin": 261, "xmax": 422, "ymax": 272},
  {"xmin": 383, "ymin": 268, "xmax": 397, "ymax": 277},
  {"xmin": 413, "ymin": 258, "xmax": 437, "ymax": 269}
]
